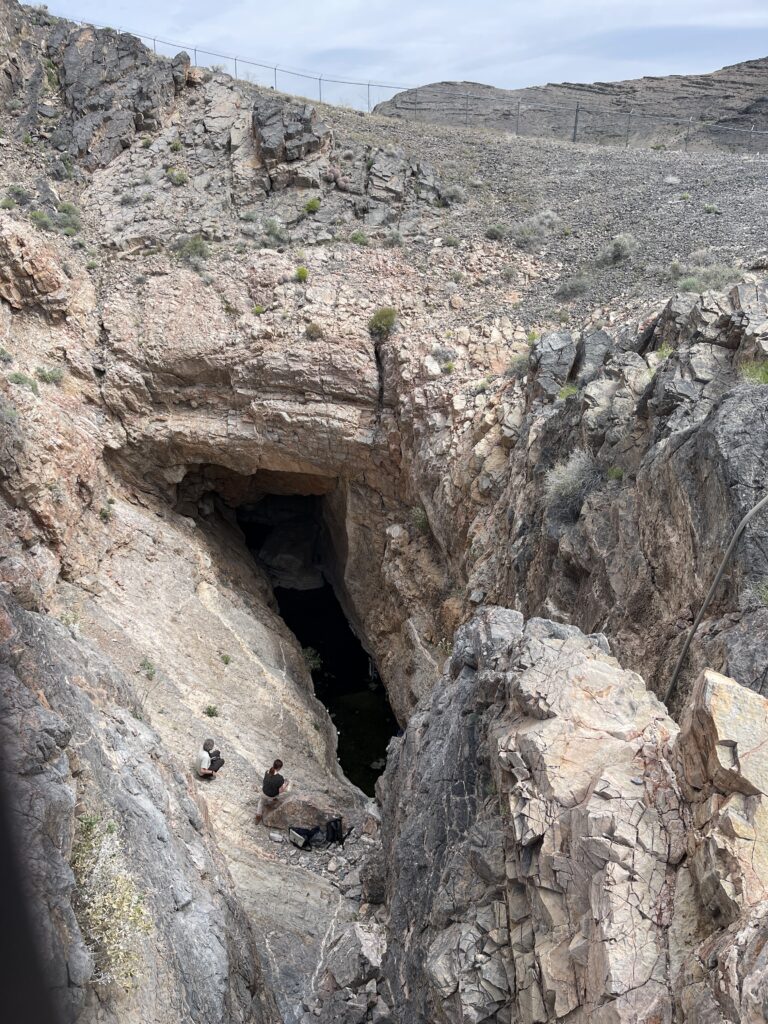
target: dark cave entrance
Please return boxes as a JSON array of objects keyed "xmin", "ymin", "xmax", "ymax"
[{"xmin": 232, "ymin": 490, "xmax": 398, "ymax": 797}]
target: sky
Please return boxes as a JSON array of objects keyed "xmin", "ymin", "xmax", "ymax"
[{"xmin": 37, "ymin": 1, "xmax": 768, "ymax": 109}]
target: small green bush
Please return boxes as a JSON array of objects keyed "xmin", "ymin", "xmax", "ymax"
[
  {"xmin": 86, "ymin": 259, "xmax": 98, "ymax": 270},
  {"xmin": 264, "ymin": 218, "xmax": 288, "ymax": 243},
  {"xmin": 741, "ymin": 360, "xmax": 768, "ymax": 385},
  {"xmin": 441, "ymin": 361, "xmax": 455, "ymax": 374},
  {"xmin": 305, "ymin": 321, "xmax": 324, "ymax": 340},
  {"xmin": 220, "ymin": 653, "xmax": 232, "ymax": 665},
  {"xmin": 555, "ymin": 273, "xmax": 591, "ymax": 300},
  {"xmin": 656, "ymin": 342, "xmax": 673, "ymax": 360},
  {"xmin": 383, "ymin": 230, "xmax": 403, "ymax": 248},
  {"xmin": 174, "ymin": 234, "xmax": 209, "ymax": 264},
  {"xmin": 204, "ymin": 704, "xmax": 219, "ymax": 718},
  {"xmin": 302, "ymin": 646, "xmax": 322, "ymax": 672},
  {"xmin": 443, "ymin": 235, "xmax": 460, "ymax": 248},
  {"xmin": 704, "ymin": 203, "xmax": 721, "ymax": 215},
  {"xmin": 8, "ymin": 185, "xmax": 29, "ymax": 203},
  {"xmin": 139, "ymin": 657, "xmax": 155, "ymax": 681},
  {"xmin": 607, "ymin": 466, "xmax": 624, "ymax": 481},
  {"xmin": 166, "ymin": 167, "xmax": 188, "ymax": 186},
  {"xmin": 99, "ymin": 506, "xmax": 112, "ymax": 523},
  {"xmin": 141, "ymin": 137, "xmax": 151, "ymax": 148},
  {"xmin": 0, "ymin": 348, "xmax": 12, "ymax": 363},
  {"xmin": 8, "ymin": 371, "xmax": 38, "ymax": 394},
  {"xmin": 35, "ymin": 366, "xmax": 64, "ymax": 385},
  {"xmin": 29, "ymin": 209, "xmax": 52, "ymax": 231},
  {"xmin": 598, "ymin": 232, "xmax": 636, "ymax": 266},
  {"xmin": 558, "ymin": 383, "xmax": 578, "ymax": 400},
  {"xmin": 0, "ymin": 197, "xmax": 15, "ymax": 210},
  {"xmin": 526, "ymin": 329, "xmax": 539, "ymax": 344},
  {"xmin": 544, "ymin": 449, "xmax": 602, "ymax": 524},
  {"xmin": 169, "ymin": 140, "xmax": 182, "ymax": 153},
  {"xmin": 71, "ymin": 815, "xmax": 151, "ymax": 986},
  {"xmin": 252, "ymin": 304, "xmax": 266, "ymax": 315},
  {"xmin": 410, "ymin": 506, "xmax": 429, "ymax": 535},
  {"xmin": 756, "ymin": 581, "xmax": 768, "ymax": 607},
  {"xmin": 505, "ymin": 353, "xmax": 529, "ymax": 377},
  {"xmin": 295, "ymin": 265, "xmax": 309, "ymax": 283},
  {"xmin": 304, "ymin": 197, "xmax": 321, "ymax": 214},
  {"xmin": 350, "ymin": 229, "xmax": 369, "ymax": 246},
  {"xmin": 485, "ymin": 224, "xmax": 506, "ymax": 241},
  {"xmin": 368, "ymin": 306, "xmax": 397, "ymax": 339},
  {"xmin": 510, "ymin": 210, "xmax": 560, "ymax": 252}
]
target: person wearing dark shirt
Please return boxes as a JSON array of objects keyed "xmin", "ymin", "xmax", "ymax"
[{"xmin": 255, "ymin": 758, "xmax": 289, "ymax": 823}]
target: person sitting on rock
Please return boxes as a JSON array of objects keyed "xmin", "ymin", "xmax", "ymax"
[
  {"xmin": 255, "ymin": 758, "xmax": 289, "ymax": 823},
  {"xmin": 195, "ymin": 738, "xmax": 224, "ymax": 779}
]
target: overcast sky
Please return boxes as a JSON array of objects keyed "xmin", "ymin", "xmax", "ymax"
[{"xmin": 39, "ymin": 1, "xmax": 768, "ymax": 108}]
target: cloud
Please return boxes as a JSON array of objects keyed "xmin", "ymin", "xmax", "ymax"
[{"xmin": 40, "ymin": 0, "xmax": 768, "ymax": 104}]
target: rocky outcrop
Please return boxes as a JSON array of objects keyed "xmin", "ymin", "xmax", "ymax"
[
  {"xmin": 375, "ymin": 58, "xmax": 768, "ymax": 148},
  {"xmin": 367, "ymin": 608, "xmax": 768, "ymax": 1023},
  {"xmin": 0, "ymin": 589, "xmax": 280, "ymax": 1024}
]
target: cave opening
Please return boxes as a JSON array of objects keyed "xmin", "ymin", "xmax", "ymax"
[{"xmin": 182, "ymin": 471, "xmax": 397, "ymax": 797}]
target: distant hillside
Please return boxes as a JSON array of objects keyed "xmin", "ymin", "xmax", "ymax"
[{"xmin": 374, "ymin": 58, "xmax": 768, "ymax": 150}]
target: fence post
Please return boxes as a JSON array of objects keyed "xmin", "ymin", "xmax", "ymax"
[
  {"xmin": 319, "ymin": 75, "xmax": 322, "ymax": 102},
  {"xmin": 625, "ymin": 108, "xmax": 632, "ymax": 147},
  {"xmin": 465, "ymin": 92, "xmax": 469, "ymax": 127},
  {"xmin": 367, "ymin": 82, "xmax": 371, "ymax": 113},
  {"xmin": 572, "ymin": 101, "xmax": 580, "ymax": 143},
  {"xmin": 234, "ymin": 57, "xmax": 237, "ymax": 79},
  {"xmin": 153, "ymin": 37, "xmax": 156, "ymax": 54},
  {"xmin": 516, "ymin": 99, "xmax": 521, "ymax": 136},
  {"xmin": 193, "ymin": 48, "xmax": 197, "ymax": 65}
]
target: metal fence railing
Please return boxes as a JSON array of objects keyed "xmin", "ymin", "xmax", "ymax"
[{"xmin": 40, "ymin": 6, "xmax": 768, "ymax": 154}]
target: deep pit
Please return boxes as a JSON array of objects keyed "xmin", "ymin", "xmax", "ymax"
[{"xmin": 228, "ymin": 488, "xmax": 398, "ymax": 797}]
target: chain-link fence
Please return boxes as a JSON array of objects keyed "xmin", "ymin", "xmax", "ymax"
[{"xmin": 52, "ymin": 10, "xmax": 768, "ymax": 154}]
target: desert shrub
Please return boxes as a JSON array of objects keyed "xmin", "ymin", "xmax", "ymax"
[
  {"xmin": 741, "ymin": 360, "xmax": 768, "ymax": 385},
  {"xmin": 204, "ymin": 704, "xmax": 219, "ymax": 717},
  {"xmin": 607, "ymin": 466, "xmax": 624, "ymax": 481},
  {"xmin": 0, "ymin": 348, "xmax": 12, "ymax": 363},
  {"xmin": 555, "ymin": 273, "xmax": 591, "ymax": 300},
  {"xmin": 169, "ymin": 140, "xmax": 182, "ymax": 153},
  {"xmin": 655, "ymin": 342, "xmax": 673, "ymax": 360},
  {"xmin": 35, "ymin": 366, "xmax": 64, "ymax": 384},
  {"xmin": 558, "ymin": 383, "xmax": 578, "ymax": 399},
  {"xmin": 368, "ymin": 306, "xmax": 397, "ymax": 338},
  {"xmin": 302, "ymin": 647, "xmax": 322, "ymax": 672},
  {"xmin": 756, "ymin": 581, "xmax": 768, "ymax": 607},
  {"xmin": 704, "ymin": 203, "xmax": 721, "ymax": 215},
  {"xmin": 29, "ymin": 209, "xmax": 52, "ymax": 230},
  {"xmin": 166, "ymin": 167, "xmax": 188, "ymax": 186},
  {"xmin": 220, "ymin": 653, "xmax": 232, "ymax": 665},
  {"xmin": 505, "ymin": 353, "xmax": 529, "ymax": 376},
  {"xmin": 264, "ymin": 218, "xmax": 288, "ymax": 243},
  {"xmin": 304, "ymin": 197, "xmax": 321, "ymax": 214},
  {"xmin": 295, "ymin": 265, "xmax": 309, "ymax": 283},
  {"xmin": 443, "ymin": 235, "xmax": 460, "ymax": 248},
  {"xmin": 410, "ymin": 506, "xmax": 429, "ymax": 535},
  {"xmin": 56, "ymin": 201, "xmax": 81, "ymax": 234},
  {"xmin": 440, "ymin": 184, "xmax": 465, "ymax": 205},
  {"xmin": 86, "ymin": 259, "xmax": 98, "ymax": 270},
  {"xmin": 305, "ymin": 321, "xmax": 324, "ymax": 340},
  {"xmin": 174, "ymin": 234, "xmax": 209, "ymax": 265},
  {"xmin": 383, "ymin": 230, "xmax": 403, "ymax": 248},
  {"xmin": 598, "ymin": 232, "xmax": 636, "ymax": 265},
  {"xmin": 141, "ymin": 137, "xmax": 151, "ymax": 148},
  {"xmin": 0, "ymin": 197, "xmax": 15, "ymax": 210},
  {"xmin": 252, "ymin": 304, "xmax": 265, "ymax": 315},
  {"xmin": 350, "ymin": 229, "xmax": 369, "ymax": 246},
  {"xmin": 510, "ymin": 210, "xmax": 560, "ymax": 252},
  {"xmin": 543, "ymin": 449, "xmax": 602, "ymax": 524},
  {"xmin": 139, "ymin": 657, "xmax": 155, "ymax": 681},
  {"xmin": 441, "ymin": 361, "xmax": 455, "ymax": 374},
  {"xmin": 99, "ymin": 506, "xmax": 112, "ymax": 523},
  {"xmin": 71, "ymin": 815, "xmax": 151, "ymax": 986},
  {"xmin": 8, "ymin": 371, "xmax": 39, "ymax": 394},
  {"xmin": 485, "ymin": 224, "xmax": 506, "ymax": 241},
  {"xmin": 8, "ymin": 184, "xmax": 30, "ymax": 203},
  {"xmin": 526, "ymin": 329, "xmax": 539, "ymax": 343},
  {"xmin": 666, "ymin": 252, "xmax": 740, "ymax": 293}
]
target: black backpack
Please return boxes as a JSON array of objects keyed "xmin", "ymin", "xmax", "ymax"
[{"xmin": 287, "ymin": 817, "xmax": 353, "ymax": 850}]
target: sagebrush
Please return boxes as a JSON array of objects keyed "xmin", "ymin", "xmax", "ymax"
[{"xmin": 543, "ymin": 449, "xmax": 602, "ymax": 523}]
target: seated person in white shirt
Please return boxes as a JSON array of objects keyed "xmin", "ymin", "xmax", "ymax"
[{"xmin": 195, "ymin": 737, "xmax": 224, "ymax": 779}]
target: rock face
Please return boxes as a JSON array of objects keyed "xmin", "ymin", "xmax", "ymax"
[
  {"xmin": 0, "ymin": 589, "xmax": 279, "ymax": 1024},
  {"xmin": 371, "ymin": 609, "xmax": 768, "ymax": 1023},
  {"xmin": 375, "ymin": 57, "xmax": 768, "ymax": 149},
  {"xmin": 3, "ymin": 2, "xmax": 768, "ymax": 1022}
]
